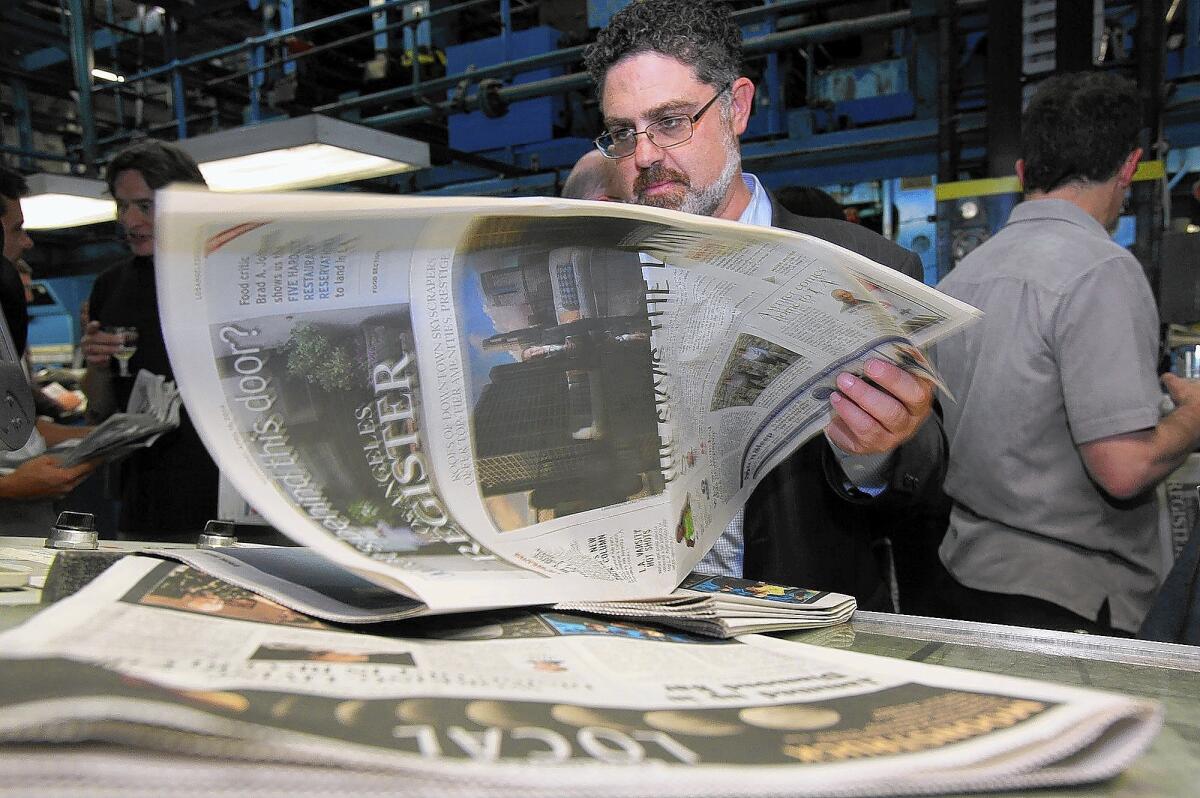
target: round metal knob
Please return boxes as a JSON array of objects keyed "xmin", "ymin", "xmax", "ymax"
[
  {"xmin": 196, "ymin": 519, "xmax": 238, "ymax": 549},
  {"xmin": 46, "ymin": 511, "xmax": 99, "ymax": 550}
]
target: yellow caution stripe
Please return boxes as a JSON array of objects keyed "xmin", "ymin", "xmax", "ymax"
[{"xmin": 934, "ymin": 160, "xmax": 1165, "ymax": 201}]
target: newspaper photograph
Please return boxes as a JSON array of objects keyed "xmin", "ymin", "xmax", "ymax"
[
  {"xmin": 0, "ymin": 556, "xmax": 1162, "ymax": 796},
  {"xmin": 155, "ymin": 188, "xmax": 980, "ymax": 611}
]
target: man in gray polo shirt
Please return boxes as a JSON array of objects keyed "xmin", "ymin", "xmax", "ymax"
[{"xmin": 932, "ymin": 71, "xmax": 1200, "ymax": 635}]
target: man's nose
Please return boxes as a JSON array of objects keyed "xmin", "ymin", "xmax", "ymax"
[{"xmin": 632, "ymin": 131, "xmax": 663, "ymax": 170}]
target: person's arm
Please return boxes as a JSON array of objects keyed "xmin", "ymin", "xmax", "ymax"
[
  {"xmin": 1080, "ymin": 373, "xmax": 1200, "ymax": 500},
  {"xmin": 823, "ymin": 408, "xmax": 947, "ymax": 505},
  {"xmin": 35, "ymin": 417, "xmax": 91, "ymax": 446},
  {"xmin": 0, "ymin": 454, "xmax": 96, "ymax": 500},
  {"xmin": 817, "ymin": 358, "xmax": 945, "ymax": 505},
  {"xmin": 828, "ymin": 446, "xmax": 893, "ymax": 494},
  {"xmin": 81, "ymin": 320, "xmax": 122, "ymax": 422}
]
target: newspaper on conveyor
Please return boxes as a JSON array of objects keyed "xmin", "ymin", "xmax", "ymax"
[{"xmin": 0, "ymin": 556, "xmax": 1164, "ymax": 797}]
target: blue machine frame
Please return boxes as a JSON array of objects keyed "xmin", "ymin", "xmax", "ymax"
[{"xmin": 10, "ymin": 0, "xmax": 1200, "ymax": 282}]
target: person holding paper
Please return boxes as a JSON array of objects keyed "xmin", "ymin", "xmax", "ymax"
[
  {"xmin": 931, "ymin": 71, "xmax": 1200, "ymax": 635},
  {"xmin": 0, "ymin": 181, "xmax": 96, "ymax": 530},
  {"xmin": 584, "ymin": 0, "xmax": 944, "ymax": 606},
  {"xmin": 80, "ymin": 141, "xmax": 219, "ymax": 538}
]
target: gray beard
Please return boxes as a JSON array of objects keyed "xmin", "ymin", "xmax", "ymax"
[
  {"xmin": 634, "ymin": 136, "xmax": 742, "ymax": 217},
  {"xmin": 678, "ymin": 148, "xmax": 741, "ymax": 217}
]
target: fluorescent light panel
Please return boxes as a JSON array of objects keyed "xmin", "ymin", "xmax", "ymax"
[
  {"xmin": 22, "ymin": 174, "xmax": 116, "ymax": 230},
  {"xmin": 92, "ymin": 68, "xmax": 125, "ymax": 82},
  {"xmin": 198, "ymin": 143, "xmax": 409, "ymax": 192},
  {"xmin": 176, "ymin": 115, "xmax": 430, "ymax": 192}
]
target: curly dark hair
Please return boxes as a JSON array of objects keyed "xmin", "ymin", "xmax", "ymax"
[
  {"xmin": 0, "ymin": 165, "xmax": 29, "ymax": 202},
  {"xmin": 584, "ymin": 0, "xmax": 742, "ymax": 98},
  {"xmin": 105, "ymin": 139, "xmax": 207, "ymax": 194},
  {"xmin": 1020, "ymin": 71, "xmax": 1142, "ymax": 194}
]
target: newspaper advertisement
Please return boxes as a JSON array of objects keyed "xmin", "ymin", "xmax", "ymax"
[
  {"xmin": 0, "ymin": 556, "xmax": 1162, "ymax": 796},
  {"xmin": 156, "ymin": 188, "xmax": 979, "ymax": 611}
]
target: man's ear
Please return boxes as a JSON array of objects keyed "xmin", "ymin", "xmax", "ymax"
[
  {"xmin": 1117, "ymin": 147, "xmax": 1143, "ymax": 188},
  {"xmin": 1015, "ymin": 159, "xmax": 1025, "ymax": 191},
  {"xmin": 729, "ymin": 77, "xmax": 756, "ymax": 136}
]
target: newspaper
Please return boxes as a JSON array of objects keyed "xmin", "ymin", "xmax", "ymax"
[
  {"xmin": 140, "ymin": 544, "xmax": 854, "ymax": 637},
  {"xmin": 156, "ymin": 187, "xmax": 980, "ymax": 611},
  {"xmin": 0, "ymin": 556, "xmax": 1162, "ymax": 796},
  {"xmin": 52, "ymin": 369, "xmax": 182, "ymax": 467},
  {"xmin": 1158, "ymin": 453, "xmax": 1200, "ymax": 575},
  {"xmin": 554, "ymin": 572, "xmax": 856, "ymax": 637}
]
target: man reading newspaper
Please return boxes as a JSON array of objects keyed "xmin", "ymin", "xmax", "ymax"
[
  {"xmin": 151, "ymin": 5, "xmax": 978, "ymax": 614},
  {"xmin": 585, "ymin": 0, "xmax": 944, "ymax": 606}
]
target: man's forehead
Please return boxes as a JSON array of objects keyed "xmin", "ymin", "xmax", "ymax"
[
  {"xmin": 113, "ymin": 174, "xmax": 153, "ymax": 200},
  {"xmin": 600, "ymin": 52, "xmax": 710, "ymax": 120}
]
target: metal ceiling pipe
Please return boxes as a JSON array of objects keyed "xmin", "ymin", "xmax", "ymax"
[
  {"xmin": 363, "ymin": 5, "xmax": 949, "ymax": 130},
  {"xmin": 318, "ymin": 0, "xmax": 930, "ymax": 117},
  {"xmin": 313, "ymin": 43, "xmax": 588, "ymax": 115},
  {"xmin": 91, "ymin": 0, "xmax": 495, "ymax": 94},
  {"xmin": 364, "ymin": 71, "xmax": 593, "ymax": 129},
  {"xmin": 66, "ymin": 0, "xmax": 98, "ymax": 172}
]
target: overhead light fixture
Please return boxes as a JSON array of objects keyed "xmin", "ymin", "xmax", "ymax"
[
  {"xmin": 175, "ymin": 114, "xmax": 431, "ymax": 192},
  {"xmin": 91, "ymin": 68, "xmax": 125, "ymax": 83},
  {"xmin": 21, "ymin": 174, "xmax": 117, "ymax": 230}
]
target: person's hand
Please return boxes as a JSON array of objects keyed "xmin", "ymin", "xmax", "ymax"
[
  {"xmin": 0, "ymin": 455, "xmax": 97, "ymax": 500},
  {"xmin": 825, "ymin": 358, "xmax": 935, "ymax": 455},
  {"xmin": 1163, "ymin": 372, "xmax": 1200, "ymax": 411},
  {"xmin": 82, "ymin": 320, "xmax": 122, "ymax": 367}
]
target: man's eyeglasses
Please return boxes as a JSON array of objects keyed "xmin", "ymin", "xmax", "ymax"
[{"xmin": 594, "ymin": 83, "xmax": 731, "ymax": 160}]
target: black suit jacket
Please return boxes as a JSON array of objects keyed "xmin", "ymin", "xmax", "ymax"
[
  {"xmin": 740, "ymin": 199, "xmax": 947, "ymax": 609},
  {"xmin": 0, "ymin": 257, "xmax": 28, "ymax": 358}
]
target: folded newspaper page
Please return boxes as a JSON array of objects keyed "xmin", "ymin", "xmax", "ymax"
[
  {"xmin": 141, "ymin": 544, "xmax": 853, "ymax": 637},
  {"xmin": 156, "ymin": 188, "xmax": 980, "ymax": 611},
  {"xmin": 53, "ymin": 369, "xmax": 182, "ymax": 467},
  {"xmin": 0, "ymin": 557, "xmax": 1162, "ymax": 796}
]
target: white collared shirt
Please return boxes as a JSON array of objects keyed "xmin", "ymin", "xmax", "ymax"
[
  {"xmin": 737, "ymin": 172, "xmax": 774, "ymax": 228},
  {"xmin": 697, "ymin": 173, "xmax": 770, "ymax": 578}
]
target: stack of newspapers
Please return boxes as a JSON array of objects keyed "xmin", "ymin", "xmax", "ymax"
[
  {"xmin": 137, "ymin": 544, "xmax": 855, "ymax": 638},
  {"xmin": 0, "ymin": 556, "xmax": 1165, "ymax": 797},
  {"xmin": 555, "ymin": 572, "xmax": 857, "ymax": 636},
  {"xmin": 0, "ymin": 190, "xmax": 1167, "ymax": 794}
]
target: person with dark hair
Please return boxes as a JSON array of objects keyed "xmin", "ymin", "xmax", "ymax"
[
  {"xmin": 2, "ymin": 167, "xmax": 90, "ymax": 420},
  {"xmin": 585, "ymin": 0, "xmax": 943, "ymax": 608},
  {"xmin": 81, "ymin": 140, "xmax": 219, "ymax": 538},
  {"xmin": 104, "ymin": 140, "xmax": 207, "ymax": 198},
  {"xmin": 931, "ymin": 71, "xmax": 1200, "ymax": 635},
  {"xmin": 561, "ymin": 149, "xmax": 626, "ymax": 202},
  {"xmin": 0, "ymin": 173, "xmax": 97, "ymax": 530},
  {"xmin": 0, "ymin": 167, "xmax": 33, "ymax": 359},
  {"xmin": 774, "ymin": 186, "xmax": 845, "ymax": 221}
]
